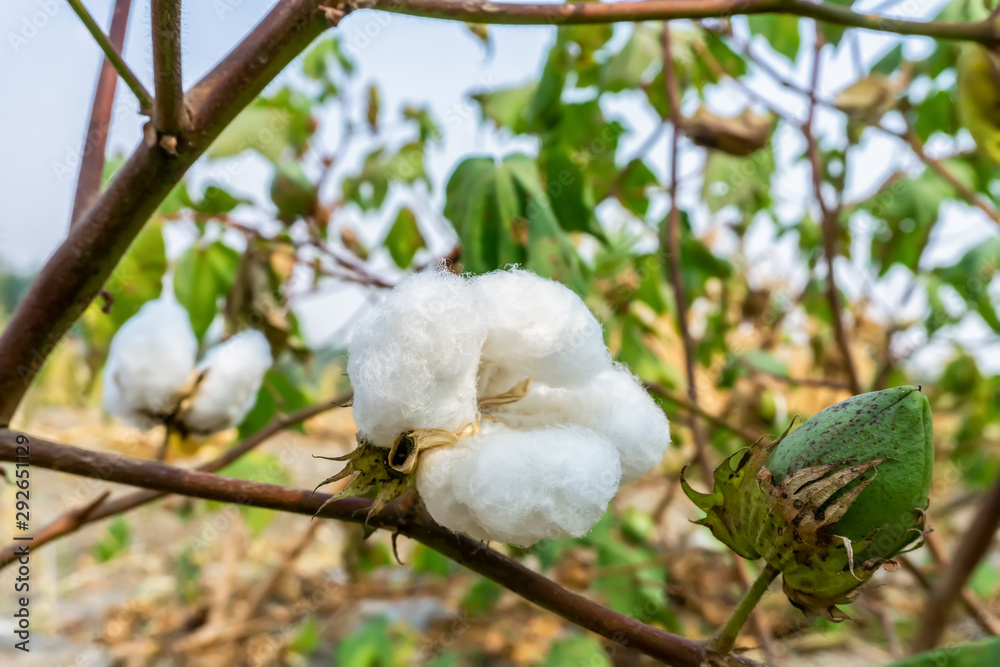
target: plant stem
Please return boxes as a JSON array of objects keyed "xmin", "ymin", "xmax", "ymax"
[
  {"xmin": 66, "ymin": 0, "xmax": 153, "ymax": 112},
  {"xmin": 151, "ymin": 0, "xmax": 185, "ymax": 137},
  {"xmin": 710, "ymin": 563, "xmax": 780, "ymax": 656}
]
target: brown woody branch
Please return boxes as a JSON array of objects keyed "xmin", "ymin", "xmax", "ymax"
[
  {"xmin": 914, "ymin": 471, "xmax": 1000, "ymax": 651},
  {"xmin": 802, "ymin": 27, "xmax": 862, "ymax": 396},
  {"xmin": 151, "ymin": 0, "xmax": 185, "ymax": 140},
  {"xmin": 0, "ymin": 0, "xmax": 336, "ymax": 426},
  {"xmin": 0, "ymin": 430, "xmax": 764, "ymax": 667},
  {"xmin": 372, "ymin": 0, "xmax": 1000, "ymax": 44},
  {"xmin": 0, "ymin": 395, "xmax": 349, "ymax": 569},
  {"xmin": 71, "ymin": 0, "xmax": 136, "ymax": 228}
]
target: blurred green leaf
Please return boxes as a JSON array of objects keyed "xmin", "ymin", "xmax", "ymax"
[
  {"xmin": 748, "ymin": 14, "xmax": 801, "ymax": 61},
  {"xmin": 543, "ymin": 635, "xmax": 611, "ymax": 667},
  {"xmin": 174, "ymin": 241, "xmax": 240, "ymax": 339},
  {"xmin": 385, "ymin": 207, "xmax": 426, "ymax": 268},
  {"xmin": 93, "ymin": 517, "xmax": 131, "ymax": 563}
]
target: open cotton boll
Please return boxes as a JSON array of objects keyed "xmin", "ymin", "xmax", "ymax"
[
  {"xmin": 492, "ymin": 366, "xmax": 670, "ymax": 483},
  {"xmin": 102, "ymin": 299, "xmax": 197, "ymax": 427},
  {"xmin": 418, "ymin": 422, "xmax": 621, "ymax": 546},
  {"xmin": 474, "ymin": 269, "xmax": 609, "ymax": 394},
  {"xmin": 181, "ymin": 330, "xmax": 273, "ymax": 434},
  {"xmin": 348, "ymin": 271, "xmax": 487, "ymax": 447}
]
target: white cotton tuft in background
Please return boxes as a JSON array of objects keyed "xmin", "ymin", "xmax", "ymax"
[
  {"xmin": 102, "ymin": 299, "xmax": 197, "ymax": 428},
  {"xmin": 492, "ymin": 365, "xmax": 671, "ymax": 483},
  {"xmin": 474, "ymin": 269, "xmax": 609, "ymax": 395},
  {"xmin": 348, "ymin": 271, "xmax": 487, "ymax": 447},
  {"xmin": 417, "ymin": 422, "xmax": 621, "ymax": 546},
  {"xmin": 181, "ymin": 329, "xmax": 273, "ymax": 434}
]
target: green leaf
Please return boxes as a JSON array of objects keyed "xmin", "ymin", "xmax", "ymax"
[
  {"xmin": 601, "ymin": 25, "xmax": 660, "ymax": 93},
  {"xmin": 385, "ymin": 207, "xmax": 425, "ymax": 268},
  {"xmin": 191, "ymin": 185, "xmax": 249, "ymax": 216},
  {"xmin": 174, "ymin": 241, "xmax": 241, "ymax": 339},
  {"xmin": 617, "ymin": 159, "xmax": 658, "ymax": 217},
  {"xmin": 473, "ymin": 82, "xmax": 538, "ymax": 134},
  {"xmin": 288, "ymin": 616, "xmax": 321, "ymax": 656},
  {"xmin": 92, "ymin": 517, "xmax": 131, "ymax": 562},
  {"xmin": 934, "ymin": 237, "xmax": 1000, "ymax": 333},
  {"xmin": 702, "ymin": 147, "xmax": 774, "ymax": 215},
  {"xmin": 885, "ymin": 637, "xmax": 1000, "ymax": 666},
  {"xmin": 338, "ymin": 617, "xmax": 397, "ymax": 667},
  {"xmin": 748, "ymin": 14, "xmax": 800, "ymax": 61},
  {"xmin": 411, "ymin": 543, "xmax": 458, "ymax": 577},
  {"xmin": 343, "ymin": 144, "xmax": 428, "ymax": 212},
  {"xmin": 872, "ymin": 44, "xmax": 904, "ymax": 76},
  {"xmin": 526, "ymin": 41, "xmax": 569, "ymax": 130},
  {"xmin": 538, "ymin": 142, "xmax": 600, "ymax": 238},
  {"xmin": 461, "ymin": 578, "xmax": 502, "ymax": 615},
  {"xmin": 237, "ymin": 369, "xmax": 311, "ymax": 438},
  {"xmin": 207, "ymin": 89, "xmax": 314, "ymax": 162},
  {"xmin": 269, "ymin": 161, "xmax": 319, "ymax": 223},
  {"xmin": 543, "ymin": 635, "xmax": 611, "ymax": 667}
]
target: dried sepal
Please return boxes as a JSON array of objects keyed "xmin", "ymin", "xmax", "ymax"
[{"xmin": 313, "ymin": 440, "xmax": 412, "ymax": 519}]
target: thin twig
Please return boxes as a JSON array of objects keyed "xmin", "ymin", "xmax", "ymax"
[
  {"xmin": 0, "ymin": 430, "xmax": 764, "ymax": 667},
  {"xmin": 0, "ymin": 394, "xmax": 349, "ymax": 569},
  {"xmin": 71, "ymin": 0, "xmax": 136, "ymax": 228},
  {"xmin": 647, "ymin": 382, "xmax": 761, "ymax": 443},
  {"xmin": 802, "ymin": 26, "xmax": 862, "ymax": 395},
  {"xmin": 151, "ymin": 0, "xmax": 185, "ymax": 140},
  {"xmin": 66, "ymin": 0, "xmax": 152, "ymax": 111},
  {"xmin": 914, "ymin": 472, "xmax": 1000, "ymax": 651},
  {"xmin": 660, "ymin": 25, "xmax": 713, "ymax": 480}
]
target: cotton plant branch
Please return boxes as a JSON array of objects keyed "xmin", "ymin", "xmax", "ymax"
[
  {"xmin": 369, "ymin": 0, "xmax": 1000, "ymax": 44},
  {"xmin": 914, "ymin": 470, "xmax": 1000, "ymax": 651},
  {"xmin": 0, "ymin": 431, "xmax": 763, "ymax": 667},
  {"xmin": 71, "ymin": 0, "xmax": 136, "ymax": 228},
  {"xmin": 1, "ymin": 0, "xmax": 997, "ymax": 429},
  {"xmin": 66, "ymin": 0, "xmax": 152, "ymax": 112},
  {"xmin": 802, "ymin": 28, "xmax": 863, "ymax": 396},
  {"xmin": 647, "ymin": 382, "xmax": 761, "ymax": 443},
  {"xmin": 0, "ymin": 394, "xmax": 349, "ymax": 569},
  {"xmin": 151, "ymin": 0, "xmax": 185, "ymax": 144},
  {"xmin": 659, "ymin": 25, "xmax": 713, "ymax": 482},
  {"xmin": 0, "ymin": 0, "xmax": 337, "ymax": 426}
]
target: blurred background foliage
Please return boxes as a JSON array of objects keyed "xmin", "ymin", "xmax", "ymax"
[{"xmin": 4, "ymin": 4, "xmax": 1000, "ymax": 665}]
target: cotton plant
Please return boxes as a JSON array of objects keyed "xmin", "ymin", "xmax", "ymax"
[
  {"xmin": 102, "ymin": 299, "xmax": 273, "ymax": 437},
  {"xmin": 319, "ymin": 268, "xmax": 671, "ymax": 547}
]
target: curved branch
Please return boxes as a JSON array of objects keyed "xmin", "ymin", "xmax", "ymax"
[
  {"xmin": 0, "ymin": 0, "xmax": 336, "ymax": 426},
  {"xmin": 0, "ymin": 394, "xmax": 349, "ymax": 569},
  {"xmin": 0, "ymin": 430, "xmax": 764, "ymax": 667},
  {"xmin": 71, "ymin": 0, "xmax": 136, "ymax": 228},
  {"xmin": 371, "ymin": 0, "xmax": 1000, "ymax": 44}
]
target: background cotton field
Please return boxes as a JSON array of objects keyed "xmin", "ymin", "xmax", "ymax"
[{"xmin": 2, "ymin": 0, "xmax": 1000, "ymax": 665}]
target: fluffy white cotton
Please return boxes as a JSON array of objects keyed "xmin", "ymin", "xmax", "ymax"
[
  {"xmin": 348, "ymin": 271, "xmax": 487, "ymax": 447},
  {"xmin": 491, "ymin": 366, "xmax": 671, "ymax": 483},
  {"xmin": 181, "ymin": 330, "xmax": 273, "ymax": 434},
  {"xmin": 102, "ymin": 300, "xmax": 197, "ymax": 427},
  {"xmin": 474, "ymin": 270, "xmax": 609, "ymax": 394},
  {"xmin": 417, "ymin": 422, "xmax": 621, "ymax": 546}
]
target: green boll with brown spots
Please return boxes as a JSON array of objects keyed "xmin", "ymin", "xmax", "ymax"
[{"xmin": 683, "ymin": 386, "xmax": 932, "ymax": 620}]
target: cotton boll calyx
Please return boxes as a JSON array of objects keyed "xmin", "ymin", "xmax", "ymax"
[
  {"xmin": 348, "ymin": 271, "xmax": 487, "ymax": 447},
  {"xmin": 417, "ymin": 422, "xmax": 621, "ymax": 546},
  {"xmin": 475, "ymin": 269, "xmax": 609, "ymax": 394},
  {"xmin": 102, "ymin": 300, "xmax": 198, "ymax": 427},
  {"xmin": 490, "ymin": 365, "xmax": 670, "ymax": 483},
  {"xmin": 180, "ymin": 330, "xmax": 273, "ymax": 434}
]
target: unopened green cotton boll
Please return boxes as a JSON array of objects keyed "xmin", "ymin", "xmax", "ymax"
[{"xmin": 683, "ymin": 386, "xmax": 932, "ymax": 620}]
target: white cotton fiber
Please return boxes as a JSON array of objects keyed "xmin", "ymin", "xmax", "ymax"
[
  {"xmin": 474, "ymin": 269, "xmax": 609, "ymax": 394},
  {"xmin": 492, "ymin": 366, "xmax": 671, "ymax": 483},
  {"xmin": 102, "ymin": 299, "xmax": 198, "ymax": 427},
  {"xmin": 348, "ymin": 271, "xmax": 487, "ymax": 447},
  {"xmin": 181, "ymin": 329, "xmax": 273, "ymax": 434},
  {"xmin": 417, "ymin": 422, "xmax": 621, "ymax": 546}
]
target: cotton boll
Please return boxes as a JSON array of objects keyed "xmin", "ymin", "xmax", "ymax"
[
  {"xmin": 348, "ymin": 271, "xmax": 487, "ymax": 447},
  {"xmin": 493, "ymin": 366, "xmax": 670, "ymax": 483},
  {"xmin": 181, "ymin": 330, "xmax": 273, "ymax": 434},
  {"xmin": 418, "ymin": 422, "xmax": 621, "ymax": 546},
  {"xmin": 475, "ymin": 269, "xmax": 609, "ymax": 394},
  {"xmin": 102, "ymin": 299, "xmax": 197, "ymax": 427}
]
